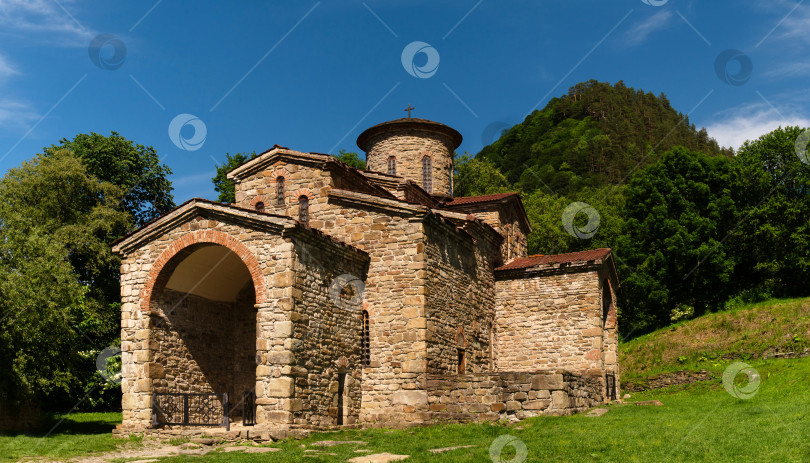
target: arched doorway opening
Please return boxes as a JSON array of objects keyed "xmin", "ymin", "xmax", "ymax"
[{"xmin": 149, "ymin": 242, "xmax": 258, "ymax": 425}]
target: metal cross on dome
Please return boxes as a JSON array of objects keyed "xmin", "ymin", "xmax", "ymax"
[{"xmin": 404, "ymin": 104, "xmax": 415, "ymax": 118}]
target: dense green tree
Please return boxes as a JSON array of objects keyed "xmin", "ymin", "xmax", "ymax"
[
  {"xmin": 334, "ymin": 149, "xmax": 366, "ymax": 170},
  {"xmin": 731, "ymin": 126, "xmax": 810, "ymax": 301},
  {"xmin": 616, "ymin": 147, "xmax": 738, "ymax": 336},
  {"xmin": 45, "ymin": 132, "xmax": 174, "ymax": 227},
  {"xmin": 212, "ymin": 152, "xmax": 258, "ymax": 203},
  {"xmin": 453, "ymin": 153, "xmax": 512, "ymax": 197},
  {"xmin": 478, "ymin": 80, "xmax": 733, "ymax": 198},
  {"xmin": 522, "ymin": 186, "xmax": 624, "ymax": 256},
  {"xmin": 0, "ymin": 150, "xmax": 130, "ymax": 407}
]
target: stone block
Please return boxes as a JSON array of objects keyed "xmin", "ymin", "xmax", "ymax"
[
  {"xmin": 532, "ymin": 373, "xmax": 564, "ymax": 390},
  {"xmin": 145, "ymin": 362, "xmax": 164, "ymax": 379},
  {"xmin": 266, "ymin": 377, "xmax": 294, "ymax": 398},
  {"xmin": 392, "ymin": 390, "xmax": 427, "ymax": 406},
  {"xmin": 273, "ymin": 321, "xmax": 294, "ymax": 338},
  {"xmin": 505, "ymin": 401, "xmax": 522, "ymax": 411},
  {"xmin": 552, "ymin": 391, "xmax": 569, "ymax": 409}
]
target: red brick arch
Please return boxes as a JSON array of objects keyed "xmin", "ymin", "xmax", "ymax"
[{"xmin": 139, "ymin": 229, "xmax": 267, "ymax": 312}]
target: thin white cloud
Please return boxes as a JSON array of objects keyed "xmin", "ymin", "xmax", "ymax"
[
  {"xmin": 0, "ymin": 97, "xmax": 40, "ymax": 129},
  {"xmin": 623, "ymin": 11, "xmax": 673, "ymax": 45},
  {"xmin": 763, "ymin": 60, "xmax": 810, "ymax": 79},
  {"xmin": 0, "ymin": 0, "xmax": 92, "ymax": 46},
  {"xmin": 779, "ymin": 14, "xmax": 810, "ymax": 44},
  {"xmin": 0, "ymin": 53, "xmax": 18, "ymax": 80},
  {"xmin": 706, "ymin": 103, "xmax": 810, "ymax": 150}
]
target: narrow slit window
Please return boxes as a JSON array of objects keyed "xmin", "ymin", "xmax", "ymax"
[
  {"xmin": 387, "ymin": 156, "xmax": 396, "ymax": 175},
  {"xmin": 422, "ymin": 155, "xmax": 432, "ymax": 193},
  {"xmin": 361, "ymin": 310, "xmax": 370, "ymax": 366},
  {"xmin": 276, "ymin": 177, "xmax": 285, "ymax": 206},
  {"xmin": 298, "ymin": 195, "xmax": 309, "ymax": 225},
  {"xmin": 457, "ymin": 348, "xmax": 465, "ymax": 374}
]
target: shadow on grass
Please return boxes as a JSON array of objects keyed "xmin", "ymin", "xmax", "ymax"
[{"xmin": 0, "ymin": 411, "xmax": 121, "ymax": 438}]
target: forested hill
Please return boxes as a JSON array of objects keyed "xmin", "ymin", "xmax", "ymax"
[{"xmin": 477, "ymin": 80, "xmax": 734, "ymax": 196}]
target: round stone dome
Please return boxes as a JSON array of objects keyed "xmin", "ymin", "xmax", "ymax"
[{"xmin": 357, "ymin": 118, "xmax": 462, "ymax": 199}]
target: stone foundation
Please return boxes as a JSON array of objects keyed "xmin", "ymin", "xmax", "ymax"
[{"xmin": 425, "ymin": 370, "xmax": 604, "ymax": 423}]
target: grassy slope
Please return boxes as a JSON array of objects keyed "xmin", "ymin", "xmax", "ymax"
[{"xmin": 620, "ymin": 297, "xmax": 810, "ymax": 387}]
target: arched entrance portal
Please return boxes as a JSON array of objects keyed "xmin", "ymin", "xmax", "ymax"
[{"xmin": 149, "ymin": 241, "xmax": 259, "ymax": 425}]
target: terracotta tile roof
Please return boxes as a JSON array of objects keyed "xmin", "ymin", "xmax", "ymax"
[
  {"xmin": 442, "ymin": 192, "xmax": 520, "ymax": 207},
  {"xmin": 496, "ymin": 248, "xmax": 612, "ymax": 271}
]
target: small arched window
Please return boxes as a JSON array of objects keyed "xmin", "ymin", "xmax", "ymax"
[
  {"xmin": 361, "ymin": 310, "xmax": 370, "ymax": 366},
  {"xmin": 298, "ymin": 195, "xmax": 309, "ymax": 225},
  {"xmin": 254, "ymin": 201, "xmax": 265, "ymax": 212},
  {"xmin": 602, "ymin": 279, "xmax": 613, "ymax": 325},
  {"xmin": 276, "ymin": 177, "xmax": 285, "ymax": 206},
  {"xmin": 387, "ymin": 156, "xmax": 396, "ymax": 175},
  {"xmin": 422, "ymin": 155, "xmax": 432, "ymax": 193}
]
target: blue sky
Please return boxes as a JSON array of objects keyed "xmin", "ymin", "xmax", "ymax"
[{"xmin": 1, "ymin": 0, "xmax": 809, "ymax": 202}]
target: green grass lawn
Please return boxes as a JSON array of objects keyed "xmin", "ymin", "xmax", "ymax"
[
  {"xmin": 155, "ymin": 357, "xmax": 810, "ymax": 462},
  {"xmin": 0, "ymin": 411, "xmax": 125, "ymax": 462},
  {"xmin": 4, "ymin": 357, "xmax": 808, "ymax": 462}
]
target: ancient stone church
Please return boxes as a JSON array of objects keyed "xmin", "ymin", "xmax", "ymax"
[{"xmin": 112, "ymin": 117, "xmax": 619, "ymax": 438}]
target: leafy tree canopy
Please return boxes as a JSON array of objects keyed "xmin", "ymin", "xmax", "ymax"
[
  {"xmin": 0, "ymin": 150, "xmax": 130, "ymax": 406},
  {"xmin": 212, "ymin": 152, "xmax": 257, "ymax": 203},
  {"xmin": 45, "ymin": 132, "xmax": 174, "ymax": 227},
  {"xmin": 478, "ymin": 80, "xmax": 733, "ymax": 197},
  {"xmin": 334, "ymin": 149, "xmax": 366, "ymax": 170}
]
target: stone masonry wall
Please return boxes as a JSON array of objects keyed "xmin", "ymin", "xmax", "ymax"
[
  {"xmin": 286, "ymin": 235, "xmax": 369, "ymax": 427},
  {"xmin": 423, "ymin": 217, "xmax": 498, "ymax": 376},
  {"xmin": 425, "ymin": 371, "xmax": 603, "ymax": 423},
  {"xmin": 318, "ymin": 196, "xmax": 428, "ymax": 427},
  {"xmin": 443, "ymin": 204, "xmax": 528, "ymax": 263},
  {"xmin": 150, "ymin": 286, "xmax": 256, "ymax": 418},
  {"xmin": 364, "ymin": 129, "xmax": 454, "ymax": 198},
  {"xmin": 234, "ymin": 160, "xmax": 331, "ymax": 219},
  {"xmin": 118, "ymin": 218, "xmax": 293, "ymax": 430},
  {"xmin": 494, "ymin": 269, "xmax": 604, "ymax": 373}
]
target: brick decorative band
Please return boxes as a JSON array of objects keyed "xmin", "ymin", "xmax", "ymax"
[{"xmin": 139, "ymin": 229, "xmax": 267, "ymax": 312}]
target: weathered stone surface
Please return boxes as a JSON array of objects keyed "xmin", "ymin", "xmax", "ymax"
[
  {"xmin": 114, "ymin": 118, "xmax": 620, "ymax": 436},
  {"xmin": 347, "ymin": 453, "xmax": 410, "ymax": 463}
]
